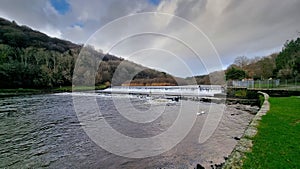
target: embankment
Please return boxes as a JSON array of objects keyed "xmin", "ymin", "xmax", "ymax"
[{"xmin": 222, "ymin": 92, "xmax": 270, "ymax": 169}]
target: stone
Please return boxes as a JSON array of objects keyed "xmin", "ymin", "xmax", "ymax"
[{"xmin": 195, "ymin": 164, "xmax": 205, "ymax": 169}]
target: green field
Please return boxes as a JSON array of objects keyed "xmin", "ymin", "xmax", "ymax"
[{"xmin": 243, "ymin": 97, "xmax": 300, "ymax": 169}]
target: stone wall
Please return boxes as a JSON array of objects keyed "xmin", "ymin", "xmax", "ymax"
[{"xmin": 222, "ymin": 92, "xmax": 270, "ymax": 169}]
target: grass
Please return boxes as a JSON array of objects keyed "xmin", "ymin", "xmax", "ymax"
[
  {"xmin": 53, "ymin": 85, "xmax": 108, "ymax": 92},
  {"xmin": 254, "ymin": 83, "xmax": 278, "ymax": 89},
  {"xmin": 252, "ymin": 83, "xmax": 300, "ymax": 91},
  {"xmin": 242, "ymin": 97, "xmax": 300, "ymax": 169},
  {"xmin": 0, "ymin": 85, "xmax": 108, "ymax": 97},
  {"xmin": 0, "ymin": 88, "xmax": 43, "ymax": 97},
  {"xmin": 0, "ymin": 88, "xmax": 41, "ymax": 93},
  {"xmin": 258, "ymin": 94, "xmax": 265, "ymax": 107}
]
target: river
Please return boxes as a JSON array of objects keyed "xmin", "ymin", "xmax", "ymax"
[{"xmin": 0, "ymin": 93, "xmax": 254, "ymax": 169}]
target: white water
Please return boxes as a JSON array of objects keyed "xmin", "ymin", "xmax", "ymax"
[{"xmin": 102, "ymin": 85, "xmax": 224, "ymax": 96}]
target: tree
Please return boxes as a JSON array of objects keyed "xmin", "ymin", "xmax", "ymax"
[
  {"xmin": 225, "ymin": 66, "xmax": 246, "ymax": 80},
  {"xmin": 234, "ymin": 56, "xmax": 250, "ymax": 69},
  {"xmin": 278, "ymin": 68, "xmax": 293, "ymax": 79},
  {"xmin": 275, "ymin": 37, "xmax": 300, "ymax": 78},
  {"xmin": 253, "ymin": 55, "xmax": 276, "ymax": 80}
]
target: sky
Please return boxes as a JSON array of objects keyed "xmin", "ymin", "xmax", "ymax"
[{"xmin": 0, "ymin": 0, "xmax": 300, "ymax": 77}]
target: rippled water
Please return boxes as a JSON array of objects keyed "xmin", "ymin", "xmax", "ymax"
[{"xmin": 0, "ymin": 93, "xmax": 254, "ymax": 169}]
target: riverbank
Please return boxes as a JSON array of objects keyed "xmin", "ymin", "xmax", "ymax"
[
  {"xmin": 223, "ymin": 94, "xmax": 300, "ymax": 169},
  {"xmin": 0, "ymin": 88, "xmax": 45, "ymax": 97},
  {"xmin": 0, "ymin": 85, "xmax": 108, "ymax": 97},
  {"xmin": 222, "ymin": 92, "xmax": 269, "ymax": 169}
]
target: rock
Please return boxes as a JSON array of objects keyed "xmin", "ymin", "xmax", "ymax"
[
  {"xmin": 231, "ymin": 104, "xmax": 259, "ymax": 115},
  {"xmin": 233, "ymin": 137, "xmax": 241, "ymax": 140},
  {"xmin": 200, "ymin": 98, "xmax": 212, "ymax": 103},
  {"xmin": 195, "ymin": 164, "xmax": 205, "ymax": 169},
  {"xmin": 211, "ymin": 163, "xmax": 224, "ymax": 169}
]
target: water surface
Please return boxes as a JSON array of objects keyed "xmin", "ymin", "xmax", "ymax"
[{"xmin": 0, "ymin": 93, "xmax": 254, "ymax": 168}]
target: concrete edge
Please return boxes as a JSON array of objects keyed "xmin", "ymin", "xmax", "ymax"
[{"xmin": 222, "ymin": 92, "xmax": 270, "ymax": 169}]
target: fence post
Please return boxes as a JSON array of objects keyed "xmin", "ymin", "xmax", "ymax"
[
  {"xmin": 295, "ymin": 77, "xmax": 297, "ymax": 90},
  {"xmin": 272, "ymin": 80, "xmax": 274, "ymax": 88}
]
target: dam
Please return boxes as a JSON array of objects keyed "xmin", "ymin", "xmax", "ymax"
[{"xmin": 99, "ymin": 85, "xmax": 225, "ymax": 97}]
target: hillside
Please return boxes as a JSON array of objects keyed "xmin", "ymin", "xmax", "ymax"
[
  {"xmin": 0, "ymin": 18, "xmax": 79, "ymax": 52},
  {"xmin": 0, "ymin": 17, "xmax": 180, "ymax": 88}
]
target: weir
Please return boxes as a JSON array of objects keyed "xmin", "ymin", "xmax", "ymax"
[{"xmin": 98, "ymin": 85, "xmax": 225, "ymax": 97}]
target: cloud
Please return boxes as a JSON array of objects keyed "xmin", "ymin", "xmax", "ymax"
[
  {"xmin": 0, "ymin": 0, "xmax": 66, "ymax": 38},
  {"xmin": 0, "ymin": 0, "xmax": 300, "ymax": 77}
]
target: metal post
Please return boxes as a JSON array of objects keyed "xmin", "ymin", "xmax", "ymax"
[{"xmin": 294, "ymin": 71, "xmax": 298, "ymax": 90}]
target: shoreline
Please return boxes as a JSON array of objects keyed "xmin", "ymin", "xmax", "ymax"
[
  {"xmin": 222, "ymin": 92, "xmax": 270, "ymax": 169},
  {"xmin": 0, "ymin": 86, "xmax": 108, "ymax": 98},
  {"xmin": 0, "ymin": 88, "xmax": 48, "ymax": 98}
]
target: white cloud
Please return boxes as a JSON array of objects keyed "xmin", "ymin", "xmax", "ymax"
[{"xmin": 0, "ymin": 0, "xmax": 300, "ymax": 76}]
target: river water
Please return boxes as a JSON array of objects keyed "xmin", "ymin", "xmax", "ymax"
[{"xmin": 0, "ymin": 93, "xmax": 254, "ymax": 169}]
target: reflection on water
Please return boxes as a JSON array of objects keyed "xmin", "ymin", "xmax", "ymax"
[{"xmin": 0, "ymin": 93, "xmax": 254, "ymax": 168}]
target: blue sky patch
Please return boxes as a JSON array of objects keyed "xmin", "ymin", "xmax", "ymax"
[
  {"xmin": 71, "ymin": 22, "xmax": 84, "ymax": 28},
  {"xmin": 50, "ymin": 0, "xmax": 70, "ymax": 15},
  {"xmin": 148, "ymin": 0, "xmax": 161, "ymax": 6}
]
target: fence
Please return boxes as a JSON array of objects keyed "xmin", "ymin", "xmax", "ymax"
[{"xmin": 229, "ymin": 79, "xmax": 300, "ymax": 90}]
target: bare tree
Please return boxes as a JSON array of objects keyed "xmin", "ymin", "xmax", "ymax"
[{"xmin": 234, "ymin": 56, "xmax": 250, "ymax": 69}]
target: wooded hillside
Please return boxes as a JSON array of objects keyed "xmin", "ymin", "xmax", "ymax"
[{"xmin": 0, "ymin": 17, "xmax": 179, "ymax": 88}]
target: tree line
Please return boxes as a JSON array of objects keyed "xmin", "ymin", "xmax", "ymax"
[
  {"xmin": 225, "ymin": 37, "xmax": 300, "ymax": 80},
  {"xmin": 0, "ymin": 44, "xmax": 78, "ymax": 88}
]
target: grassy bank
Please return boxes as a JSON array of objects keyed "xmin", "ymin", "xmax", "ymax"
[
  {"xmin": 0, "ymin": 88, "xmax": 44, "ymax": 97},
  {"xmin": 53, "ymin": 85, "xmax": 108, "ymax": 92},
  {"xmin": 0, "ymin": 85, "xmax": 108, "ymax": 97},
  {"xmin": 242, "ymin": 97, "xmax": 300, "ymax": 169}
]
